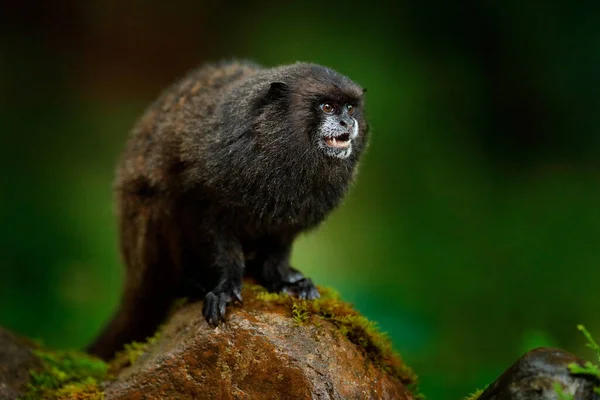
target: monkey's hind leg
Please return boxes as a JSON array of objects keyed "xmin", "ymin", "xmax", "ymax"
[
  {"xmin": 247, "ymin": 238, "xmax": 320, "ymax": 300},
  {"xmin": 196, "ymin": 231, "xmax": 245, "ymax": 325}
]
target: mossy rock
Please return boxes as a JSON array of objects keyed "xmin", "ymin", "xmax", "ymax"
[
  {"xmin": 107, "ymin": 283, "xmax": 418, "ymax": 399},
  {"xmin": 0, "ymin": 326, "xmax": 107, "ymax": 400},
  {"xmin": 252, "ymin": 284, "xmax": 416, "ymax": 386},
  {"xmin": 2, "ymin": 284, "xmax": 418, "ymax": 399}
]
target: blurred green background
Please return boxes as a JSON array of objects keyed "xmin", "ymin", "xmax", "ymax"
[{"xmin": 2, "ymin": 1, "xmax": 600, "ymax": 398}]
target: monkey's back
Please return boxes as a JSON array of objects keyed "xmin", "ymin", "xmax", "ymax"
[
  {"xmin": 116, "ymin": 61, "xmax": 261, "ymax": 195},
  {"xmin": 88, "ymin": 62, "xmax": 261, "ymax": 360},
  {"xmin": 115, "ymin": 60, "xmax": 264, "ymax": 305}
]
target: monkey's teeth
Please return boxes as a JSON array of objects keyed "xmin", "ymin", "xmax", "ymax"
[{"xmin": 325, "ymin": 137, "xmax": 350, "ymax": 149}]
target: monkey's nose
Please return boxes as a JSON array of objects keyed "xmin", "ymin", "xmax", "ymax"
[{"xmin": 339, "ymin": 118, "xmax": 354, "ymax": 128}]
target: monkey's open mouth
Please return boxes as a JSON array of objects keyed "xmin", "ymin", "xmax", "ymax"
[{"xmin": 323, "ymin": 133, "xmax": 351, "ymax": 149}]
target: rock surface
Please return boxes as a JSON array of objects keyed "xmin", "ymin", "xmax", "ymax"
[
  {"xmin": 106, "ymin": 286, "xmax": 416, "ymax": 400},
  {"xmin": 0, "ymin": 327, "xmax": 41, "ymax": 400},
  {"xmin": 0, "ymin": 286, "xmax": 416, "ymax": 399},
  {"xmin": 477, "ymin": 347, "xmax": 599, "ymax": 400}
]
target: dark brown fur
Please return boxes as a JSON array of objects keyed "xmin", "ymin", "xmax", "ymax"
[{"xmin": 88, "ymin": 61, "xmax": 369, "ymax": 360}]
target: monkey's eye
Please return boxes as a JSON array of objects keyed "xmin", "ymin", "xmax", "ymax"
[
  {"xmin": 347, "ymin": 104, "xmax": 355, "ymax": 115},
  {"xmin": 320, "ymin": 103, "xmax": 335, "ymax": 114}
]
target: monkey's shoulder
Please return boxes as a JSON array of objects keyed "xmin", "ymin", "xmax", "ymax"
[{"xmin": 164, "ymin": 60, "xmax": 261, "ymax": 103}]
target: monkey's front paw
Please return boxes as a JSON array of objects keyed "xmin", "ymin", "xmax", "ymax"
[
  {"xmin": 281, "ymin": 278, "xmax": 320, "ymax": 300},
  {"xmin": 202, "ymin": 285, "xmax": 243, "ymax": 326}
]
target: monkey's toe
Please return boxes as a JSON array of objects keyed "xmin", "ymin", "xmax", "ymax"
[
  {"xmin": 202, "ymin": 292, "xmax": 226, "ymax": 325},
  {"xmin": 202, "ymin": 284, "xmax": 243, "ymax": 325},
  {"xmin": 281, "ymin": 278, "xmax": 320, "ymax": 300}
]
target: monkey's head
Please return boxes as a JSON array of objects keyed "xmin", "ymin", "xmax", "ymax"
[
  {"xmin": 209, "ymin": 62, "xmax": 369, "ymax": 224},
  {"xmin": 258, "ymin": 64, "xmax": 368, "ymax": 163}
]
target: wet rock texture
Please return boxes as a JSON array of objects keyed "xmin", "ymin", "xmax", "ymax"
[
  {"xmin": 106, "ymin": 288, "xmax": 415, "ymax": 400},
  {"xmin": 478, "ymin": 347, "xmax": 599, "ymax": 400},
  {"xmin": 0, "ymin": 327, "xmax": 41, "ymax": 400}
]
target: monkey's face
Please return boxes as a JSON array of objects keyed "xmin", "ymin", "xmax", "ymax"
[
  {"xmin": 315, "ymin": 101, "xmax": 360, "ymax": 159},
  {"xmin": 259, "ymin": 67, "xmax": 366, "ymax": 162}
]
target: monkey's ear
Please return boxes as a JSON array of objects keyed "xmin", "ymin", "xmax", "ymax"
[
  {"xmin": 256, "ymin": 82, "xmax": 289, "ymax": 111},
  {"xmin": 267, "ymin": 82, "xmax": 289, "ymax": 99}
]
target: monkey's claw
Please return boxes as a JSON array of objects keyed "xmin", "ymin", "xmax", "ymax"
[
  {"xmin": 281, "ymin": 278, "xmax": 320, "ymax": 300},
  {"xmin": 202, "ymin": 286, "xmax": 243, "ymax": 326},
  {"xmin": 232, "ymin": 287, "xmax": 243, "ymax": 303}
]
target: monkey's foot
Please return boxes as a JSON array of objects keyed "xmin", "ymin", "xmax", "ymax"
[
  {"xmin": 202, "ymin": 283, "xmax": 243, "ymax": 326},
  {"xmin": 279, "ymin": 278, "xmax": 320, "ymax": 300}
]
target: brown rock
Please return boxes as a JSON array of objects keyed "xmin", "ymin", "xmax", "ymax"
[
  {"xmin": 105, "ymin": 287, "xmax": 416, "ymax": 400},
  {"xmin": 0, "ymin": 327, "xmax": 41, "ymax": 400}
]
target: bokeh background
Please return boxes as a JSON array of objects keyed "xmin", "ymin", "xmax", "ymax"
[{"xmin": 2, "ymin": 1, "xmax": 600, "ymax": 398}]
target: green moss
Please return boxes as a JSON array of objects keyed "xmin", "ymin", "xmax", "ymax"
[
  {"xmin": 22, "ymin": 348, "xmax": 107, "ymax": 400},
  {"xmin": 256, "ymin": 291, "xmax": 290, "ymax": 304},
  {"xmin": 463, "ymin": 388, "xmax": 483, "ymax": 400},
  {"xmin": 317, "ymin": 286, "xmax": 341, "ymax": 301},
  {"xmin": 245, "ymin": 282, "xmax": 268, "ymax": 294},
  {"xmin": 254, "ymin": 284, "xmax": 418, "ymax": 391},
  {"xmin": 108, "ymin": 328, "xmax": 162, "ymax": 375}
]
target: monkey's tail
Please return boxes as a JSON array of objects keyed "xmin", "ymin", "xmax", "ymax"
[
  {"xmin": 86, "ymin": 287, "xmax": 175, "ymax": 360},
  {"xmin": 86, "ymin": 269, "xmax": 177, "ymax": 360},
  {"xmin": 87, "ymin": 196, "xmax": 181, "ymax": 361}
]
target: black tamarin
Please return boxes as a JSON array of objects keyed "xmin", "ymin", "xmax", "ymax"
[{"xmin": 88, "ymin": 61, "xmax": 369, "ymax": 360}]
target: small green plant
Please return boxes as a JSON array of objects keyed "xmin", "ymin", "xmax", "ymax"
[
  {"xmin": 291, "ymin": 302, "xmax": 309, "ymax": 325},
  {"xmin": 553, "ymin": 325, "xmax": 600, "ymax": 399},
  {"xmin": 566, "ymin": 325, "xmax": 600, "ymax": 394},
  {"xmin": 553, "ymin": 381, "xmax": 575, "ymax": 400}
]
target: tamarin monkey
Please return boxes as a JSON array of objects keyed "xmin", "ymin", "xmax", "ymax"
[{"xmin": 88, "ymin": 61, "xmax": 369, "ymax": 360}]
